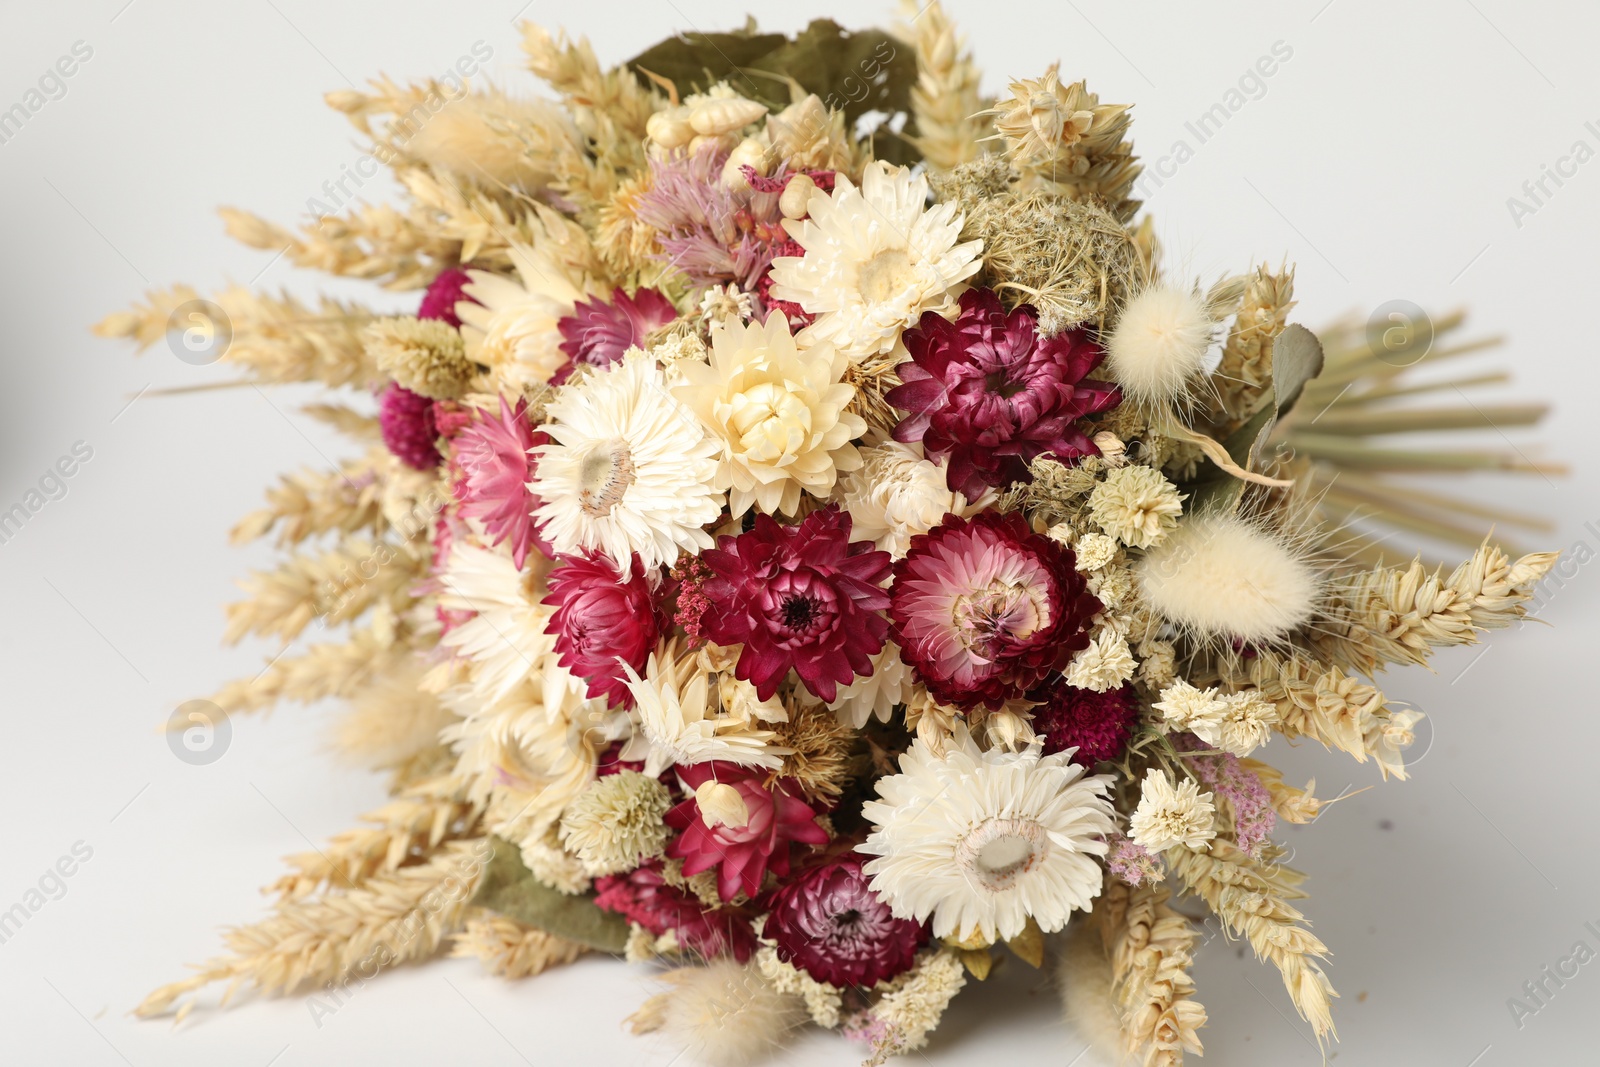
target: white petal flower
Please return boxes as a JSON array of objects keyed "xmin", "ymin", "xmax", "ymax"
[
  {"xmin": 437, "ymin": 543, "xmax": 558, "ymax": 706},
  {"xmin": 1064, "ymin": 629, "xmax": 1137, "ymax": 692},
  {"xmin": 1152, "ymin": 680, "xmax": 1226, "ymax": 735},
  {"xmin": 838, "ymin": 441, "xmax": 973, "ymax": 559},
  {"xmin": 860, "ymin": 724, "xmax": 1115, "ymax": 942},
  {"xmin": 1214, "ymin": 691, "xmax": 1280, "ymax": 756},
  {"xmin": 622, "ymin": 643, "xmax": 788, "ymax": 775},
  {"xmin": 1088, "ymin": 465, "xmax": 1184, "ymax": 549},
  {"xmin": 827, "ymin": 641, "xmax": 914, "ymax": 728},
  {"xmin": 533, "ymin": 351, "xmax": 724, "ymax": 570},
  {"xmin": 1128, "ymin": 769, "xmax": 1216, "ymax": 854},
  {"xmin": 769, "ymin": 161, "xmax": 983, "ymax": 358}
]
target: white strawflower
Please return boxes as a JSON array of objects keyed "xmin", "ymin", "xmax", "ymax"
[
  {"xmin": 838, "ymin": 441, "xmax": 971, "ymax": 559},
  {"xmin": 622, "ymin": 643, "xmax": 788, "ymax": 775},
  {"xmin": 1103, "ymin": 285, "xmax": 1216, "ymax": 407},
  {"xmin": 1064, "ymin": 630, "xmax": 1137, "ymax": 692},
  {"xmin": 827, "ymin": 641, "xmax": 914, "ymax": 728},
  {"xmin": 533, "ymin": 351, "xmax": 724, "ymax": 570},
  {"xmin": 1088, "ymin": 465, "xmax": 1184, "ymax": 548},
  {"xmin": 437, "ymin": 543, "xmax": 558, "ymax": 705},
  {"xmin": 459, "ymin": 243, "xmax": 598, "ymax": 392},
  {"xmin": 558, "ymin": 770, "xmax": 673, "ymax": 876},
  {"xmin": 673, "ymin": 314, "xmax": 865, "ymax": 516},
  {"xmin": 860, "ymin": 724, "xmax": 1115, "ymax": 942},
  {"xmin": 768, "ymin": 161, "xmax": 983, "ymax": 358},
  {"xmin": 1129, "ymin": 769, "xmax": 1216, "ymax": 854}
]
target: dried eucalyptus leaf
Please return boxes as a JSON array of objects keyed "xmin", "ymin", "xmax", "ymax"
[
  {"xmin": 1270, "ymin": 323, "xmax": 1325, "ymax": 418},
  {"xmin": 471, "ymin": 836, "xmax": 629, "ymax": 953}
]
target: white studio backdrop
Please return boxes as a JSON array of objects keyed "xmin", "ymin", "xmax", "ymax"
[{"xmin": 1, "ymin": 1, "xmax": 1597, "ymax": 1064}]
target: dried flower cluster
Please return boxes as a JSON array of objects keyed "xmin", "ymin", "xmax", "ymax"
[{"xmin": 105, "ymin": 6, "xmax": 1560, "ymax": 1066}]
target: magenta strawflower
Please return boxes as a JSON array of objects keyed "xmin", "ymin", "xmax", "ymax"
[
  {"xmin": 700, "ymin": 507, "xmax": 892, "ymax": 703},
  {"xmin": 761, "ymin": 853, "xmax": 925, "ymax": 987},
  {"xmin": 453, "ymin": 395, "xmax": 549, "ymax": 568},
  {"xmin": 666, "ymin": 762, "xmax": 829, "ymax": 902},
  {"xmin": 1031, "ymin": 683, "xmax": 1139, "ymax": 766},
  {"xmin": 890, "ymin": 511, "xmax": 1100, "ymax": 710},
  {"xmin": 379, "ymin": 383, "xmax": 440, "ymax": 470},
  {"xmin": 554, "ymin": 286, "xmax": 677, "ymax": 383},
  {"xmin": 544, "ymin": 551, "xmax": 659, "ymax": 709},
  {"xmin": 886, "ymin": 288, "xmax": 1121, "ymax": 498},
  {"xmin": 417, "ymin": 266, "xmax": 475, "ymax": 328},
  {"xmin": 593, "ymin": 862, "xmax": 758, "ymax": 962}
]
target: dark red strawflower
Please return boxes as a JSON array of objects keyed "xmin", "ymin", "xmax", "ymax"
[
  {"xmin": 593, "ymin": 863, "xmax": 757, "ymax": 962},
  {"xmin": 554, "ymin": 286, "xmax": 677, "ymax": 384},
  {"xmin": 666, "ymin": 762, "xmax": 829, "ymax": 902},
  {"xmin": 700, "ymin": 507, "xmax": 892, "ymax": 703},
  {"xmin": 379, "ymin": 383, "xmax": 440, "ymax": 470},
  {"xmin": 761, "ymin": 853, "xmax": 925, "ymax": 987},
  {"xmin": 544, "ymin": 551, "xmax": 659, "ymax": 709},
  {"xmin": 890, "ymin": 511, "xmax": 1101, "ymax": 710},
  {"xmin": 417, "ymin": 266, "xmax": 476, "ymax": 328},
  {"xmin": 886, "ymin": 288, "xmax": 1122, "ymax": 498},
  {"xmin": 1030, "ymin": 683, "xmax": 1139, "ymax": 766}
]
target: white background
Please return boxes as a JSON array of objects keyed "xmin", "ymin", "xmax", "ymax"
[{"xmin": 2, "ymin": 1, "xmax": 1597, "ymax": 1064}]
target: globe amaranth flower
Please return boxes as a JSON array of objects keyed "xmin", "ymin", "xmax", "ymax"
[
  {"xmin": 890, "ymin": 511, "xmax": 1101, "ymax": 710},
  {"xmin": 666, "ymin": 761, "xmax": 829, "ymax": 902},
  {"xmin": 554, "ymin": 286, "xmax": 677, "ymax": 384},
  {"xmin": 418, "ymin": 266, "xmax": 476, "ymax": 327},
  {"xmin": 453, "ymin": 396, "xmax": 549, "ymax": 568},
  {"xmin": 700, "ymin": 507, "xmax": 892, "ymax": 703},
  {"xmin": 379, "ymin": 383, "xmax": 440, "ymax": 470},
  {"xmin": 593, "ymin": 862, "xmax": 758, "ymax": 962},
  {"xmin": 1029, "ymin": 683, "xmax": 1138, "ymax": 766},
  {"xmin": 761, "ymin": 852, "xmax": 925, "ymax": 987},
  {"xmin": 886, "ymin": 288, "xmax": 1121, "ymax": 498},
  {"xmin": 544, "ymin": 551, "xmax": 659, "ymax": 709}
]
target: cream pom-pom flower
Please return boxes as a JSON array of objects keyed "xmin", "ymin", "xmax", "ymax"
[
  {"xmin": 1065, "ymin": 629, "xmax": 1138, "ymax": 692},
  {"xmin": 838, "ymin": 441, "xmax": 979, "ymax": 559},
  {"xmin": 672, "ymin": 314, "xmax": 865, "ymax": 517},
  {"xmin": 1135, "ymin": 511, "xmax": 1323, "ymax": 646},
  {"xmin": 1128, "ymin": 769, "xmax": 1216, "ymax": 854},
  {"xmin": 458, "ymin": 242, "xmax": 600, "ymax": 392},
  {"xmin": 558, "ymin": 770, "xmax": 673, "ymax": 876},
  {"xmin": 860, "ymin": 724, "xmax": 1115, "ymax": 942},
  {"xmin": 1088, "ymin": 465, "xmax": 1185, "ymax": 548},
  {"xmin": 1102, "ymin": 285, "xmax": 1216, "ymax": 408},
  {"xmin": 533, "ymin": 351, "xmax": 724, "ymax": 570},
  {"xmin": 768, "ymin": 161, "xmax": 983, "ymax": 358}
]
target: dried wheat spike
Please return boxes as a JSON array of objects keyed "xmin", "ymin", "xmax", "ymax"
[
  {"xmin": 898, "ymin": 0, "xmax": 988, "ymax": 171},
  {"xmin": 451, "ymin": 911, "xmax": 586, "ymax": 978},
  {"xmin": 1096, "ymin": 880, "xmax": 1208, "ymax": 1067}
]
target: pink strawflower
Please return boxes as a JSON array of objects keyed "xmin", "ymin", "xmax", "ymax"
[
  {"xmin": 890, "ymin": 511, "xmax": 1100, "ymax": 710},
  {"xmin": 887, "ymin": 288, "xmax": 1122, "ymax": 498},
  {"xmin": 593, "ymin": 862, "xmax": 758, "ymax": 962},
  {"xmin": 666, "ymin": 762, "xmax": 829, "ymax": 902},
  {"xmin": 554, "ymin": 286, "xmax": 677, "ymax": 384},
  {"xmin": 761, "ymin": 852, "xmax": 925, "ymax": 987},
  {"xmin": 1106, "ymin": 835, "xmax": 1160, "ymax": 887},
  {"xmin": 701, "ymin": 507, "xmax": 892, "ymax": 703},
  {"xmin": 379, "ymin": 383, "xmax": 440, "ymax": 470},
  {"xmin": 1032, "ymin": 683, "xmax": 1139, "ymax": 766},
  {"xmin": 417, "ymin": 266, "xmax": 476, "ymax": 328},
  {"xmin": 453, "ymin": 395, "xmax": 550, "ymax": 568},
  {"xmin": 544, "ymin": 551, "xmax": 659, "ymax": 708}
]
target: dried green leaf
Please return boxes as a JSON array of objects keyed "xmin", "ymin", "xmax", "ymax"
[{"xmin": 472, "ymin": 837, "xmax": 628, "ymax": 953}]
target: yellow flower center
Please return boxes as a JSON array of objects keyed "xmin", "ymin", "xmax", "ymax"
[
  {"xmin": 577, "ymin": 440, "xmax": 635, "ymax": 517},
  {"xmin": 951, "ymin": 579, "xmax": 1049, "ymax": 655},
  {"xmin": 856, "ymin": 247, "xmax": 915, "ymax": 305}
]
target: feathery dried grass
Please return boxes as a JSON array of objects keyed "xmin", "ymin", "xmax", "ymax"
[{"xmin": 768, "ymin": 700, "xmax": 857, "ymax": 803}]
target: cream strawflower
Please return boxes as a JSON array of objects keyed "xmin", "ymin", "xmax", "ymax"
[
  {"xmin": 1088, "ymin": 465, "xmax": 1184, "ymax": 549},
  {"xmin": 860, "ymin": 724, "xmax": 1115, "ymax": 942},
  {"xmin": 533, "ymin": 351, "xmax": 724, "ymax": 570},
  {"xmin": 838, "ymin": 441, "xmax": 974, "ymax": 559},
  {"xmin": 827, "ymin": 641, "xmax": 914, "ymax": 728},
  {"xmin": 1129, "ymin": 769, "xmax": 1216, "ymax": 854},
  {"xmin": 621, "ymin": 641, "xmax": 789, "ymax": 775},
  {"xmin": 437, "ymin": 543, "xmax": 559, "ymax": 706},
  {"xmin": 459, "ymin": 243, "xmax": 600, "ymax": 392},
  {"xmin": 768, "ymin": 161, "xmax": 983, "ymax": 358},
  {"xmin": 672, "ymin": 314, "xmax": 865, "ymax": 517}
]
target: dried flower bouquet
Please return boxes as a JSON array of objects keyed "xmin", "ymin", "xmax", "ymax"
[{"xmin": 99, "ymin": 6, "xmax": 1561, "ymax": 1064}]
